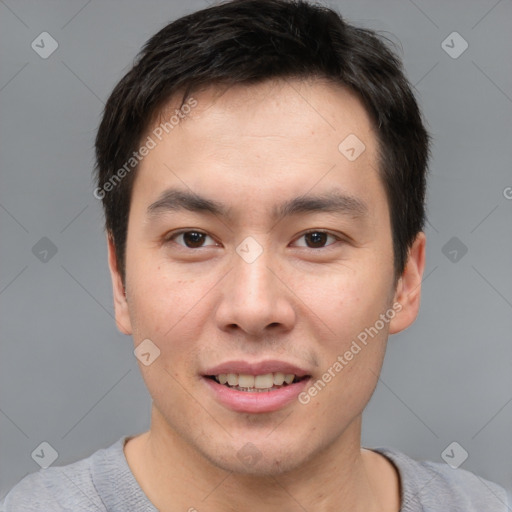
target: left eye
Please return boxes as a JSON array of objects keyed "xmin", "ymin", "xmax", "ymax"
[{"xmin": 292, "ymin": 231, "xmax": 340, "ymax": 249}]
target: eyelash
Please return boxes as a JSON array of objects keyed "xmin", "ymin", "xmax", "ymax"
[{"xmin": 165, "ymin": 229, "xmax": 344, "ymax": 250}]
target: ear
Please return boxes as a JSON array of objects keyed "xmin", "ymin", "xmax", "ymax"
[
  {"xmin": 106, "ymin": 232, "xmax": 133, "ymax": 335},
  {"xmin": 388, "ymin": 232, "xmax": 426, "ymax": 335}
]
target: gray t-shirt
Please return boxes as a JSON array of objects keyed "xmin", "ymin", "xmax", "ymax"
[{"xmin": 1, "ymin": 436, "xmax": 509, "ymax": 511}]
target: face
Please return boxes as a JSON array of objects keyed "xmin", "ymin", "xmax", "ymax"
[{"xmin": 108, "ymin": 79, "xmax": 424, "ymax": 475}]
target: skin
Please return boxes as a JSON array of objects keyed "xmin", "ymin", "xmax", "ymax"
[{"xmin": 107, "ymin": 78, "xmax": 426, "ymax": 512}]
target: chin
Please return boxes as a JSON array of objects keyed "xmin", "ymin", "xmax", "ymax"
[
  {"xmin": 197, "ymin": 437, "xmax": 315, "ymax": 477},
  {"xmin": 212, "ymin": 452, "xmax": 305, "ymax": 477}
]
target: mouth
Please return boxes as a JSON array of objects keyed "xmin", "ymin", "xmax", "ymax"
[
  {"xmin": 201, "ymin": 361, "xmax": 312, "ymax": 413},
  {"xmin": 205, "ymin": 372, "xmax": 310, "ymax": 392}
]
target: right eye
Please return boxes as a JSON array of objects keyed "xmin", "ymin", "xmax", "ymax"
[{"xmin": 165, "ymin": 230, "xmax": 219, "ymax": 249}]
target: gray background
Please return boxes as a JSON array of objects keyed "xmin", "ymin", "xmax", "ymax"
[{"xmin": 1, "ymin": 0, "xmax": 511, "ymax": 503}]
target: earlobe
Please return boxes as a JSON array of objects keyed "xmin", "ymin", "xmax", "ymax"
[
  {"xmin": 106, "ymin": 233, "xmax": 133, "ymax": 335},
  {"xmin": 388, "ymin": 232, "xmax": 426, "ymax": 335}
]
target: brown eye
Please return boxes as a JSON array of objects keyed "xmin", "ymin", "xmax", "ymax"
[
  {"xmin": 305, "ymin": 232, "xmax": 329, "ymax": 248},
  {"xmin": 182, "ymin": 231, "xmax": 206, "ymax": 248},
  {"xmin": 168, "ymin": 230, "xmax": 217, "ymax": 248},
  {"xmin": 293, "ymin": 230, "xmax": 339, "ymax": 249}
]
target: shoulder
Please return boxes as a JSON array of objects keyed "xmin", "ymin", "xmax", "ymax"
[
  {"xmin": 371, "ymin": 446, "xmax": 510, "ymax": 512},
  {"xmin": 1, "ymin": 459, "xmax": 103, "ymax": 512},
  {"xmin": 1, "ymin": 437, "xmax": 128, "ymax": 512}
]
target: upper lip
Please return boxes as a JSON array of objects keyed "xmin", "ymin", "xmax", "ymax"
[{"xmin": 203, "ymin": 360, "xmax": 311, "ymax": 378}]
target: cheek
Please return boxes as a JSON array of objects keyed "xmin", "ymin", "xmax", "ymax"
[
  {"xmin": 300, "ymin": 285, "xmax": 391, "ymax": 430},
  {"xmin": 126, "ymin": 260, "xmax": 211, "ymax": 355},
  {"xmin": 126, "ymin": 264, "xmax": 208, "ymax": 403},
  {"xmin": 306, "ymin": 265, "xmax": 390, "ymax": 335},
  {"xmin": 318, "ymin": 268, "xmax": 394, "ymax": 373}
]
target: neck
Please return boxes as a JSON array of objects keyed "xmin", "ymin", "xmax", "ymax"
[{"xmin": 125, "ymin": 407, "xmax": 385, "ymax": 512}]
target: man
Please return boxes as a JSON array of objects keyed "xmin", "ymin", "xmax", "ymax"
[{"xmin": 2, "ymin": 0, "xmax": 508, "ymax": 510}]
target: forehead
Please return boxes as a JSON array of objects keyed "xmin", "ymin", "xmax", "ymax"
[
  {"xmin": 132, "ymin": 78, "xmax": 385, "ymax": 220},
  {"xmin": 153, "ymin": 78, "xmax": 376, "ymax": 148}
]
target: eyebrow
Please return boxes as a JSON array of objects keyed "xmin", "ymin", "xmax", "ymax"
[{"xmin": 146, "ymin": 188, "xmax": 368, "ymax": 222}]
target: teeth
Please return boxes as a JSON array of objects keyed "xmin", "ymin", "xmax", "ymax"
[
  {"xmin": 238, "ymin": 374, "xmax": 255, "ymax": 388},
  {"xmin": 273, "ymin": 372, "xmax": 285, "ymax": 385},
  {"xmin": 213, "ymin": 372, "xmax": 300, "ymax": 389},
  {"xmin": 255, "ymin": 374, "xmax": 274, "ymax": 389},
  {"xmin": 284, "ymin": 374, "xmax": 294, "ymax": 384}
]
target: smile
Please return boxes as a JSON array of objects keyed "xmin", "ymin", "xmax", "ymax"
[
  {"xmin": 202, "ymin": 361, "xmax": 312, "ymax": 413},
  {"xmin": 208, "ymin": 372, "xmax": 308, "ymax": 392}
]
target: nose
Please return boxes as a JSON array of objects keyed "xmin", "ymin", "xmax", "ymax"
[{"xmin": 214, "ymin": 244, "xmax": 296, "ymax": 338}]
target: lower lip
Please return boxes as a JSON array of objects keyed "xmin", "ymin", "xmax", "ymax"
[{"xmin": 203, "ymin": 377, "xmax": 310, "ymax": 413}]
